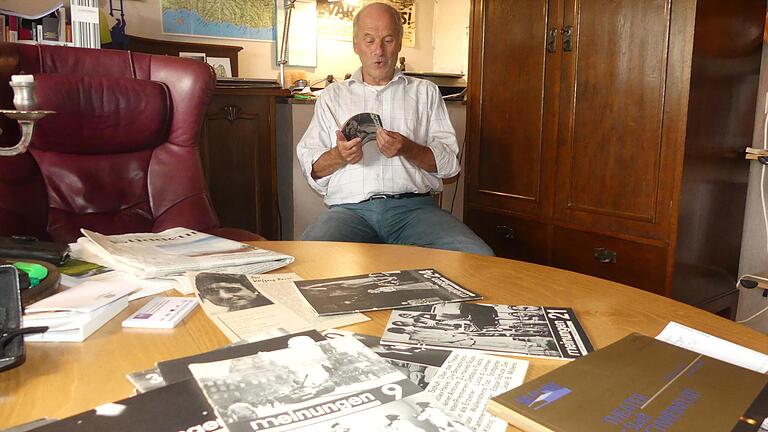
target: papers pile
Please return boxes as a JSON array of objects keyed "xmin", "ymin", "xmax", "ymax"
[
  {"xmin": 70, "ymin": 228, "xmax": 295, "ymax": 297},
  {"xmin": 23, "ymin": 281, "xmax": 135, "ymax": 342}
]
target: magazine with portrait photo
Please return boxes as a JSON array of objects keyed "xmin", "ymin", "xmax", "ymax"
[
  {"xmin": 380, "ymin": 304, "xmax": 594, "ymax": 360},
  {"xmin": 294, "ymin": 269, "xmax": 481, "ymax": 316}
]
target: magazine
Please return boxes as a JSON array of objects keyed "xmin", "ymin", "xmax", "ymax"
[
  {"xmin": 29, "ymin": 379, "xmax": 222, "ymax": 432},
  {"xmin": 157, "ymin": 330, "xmax": 325, "ymax": 386},
  {"xmin": 188, "ymin": 336, "xmax": 470, "ymax": 432},
  {"xmin": 76, "ymin": 227, "xmax": 294, "ymax": 279},
  {"xmin": 340, "ymin": 112, "xmax": 382, "ymax": 146},
  {"xmin": 323, "ymin": 329, "xmax": 450, "ymax": 390},
  {"xmin": 193, "ymin": 272, "xmax": 368, "ymax": 342},
  {"xmin": 294, "ymin": 269, "xmax": 481, "ymax": 316},
  {"xmin": 380, "ymin": 304, "xmax": 594, "ymax": 360}
]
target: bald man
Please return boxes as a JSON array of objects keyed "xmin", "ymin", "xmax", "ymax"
[{"xmin": 297, "ymin": 2, "xmax": 493, "ymax": 256}]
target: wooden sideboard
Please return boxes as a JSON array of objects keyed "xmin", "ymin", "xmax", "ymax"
[
  {"xmin": 201, "ymin": 85, "xmax": 288, "ymax": 240},
  {"xmin": 464, "ymin": 0, "xmax": 765, "ymax": 318},
  {"xmin": 119, "ymin": 35, "xmax": 289, "ymax": 239}
]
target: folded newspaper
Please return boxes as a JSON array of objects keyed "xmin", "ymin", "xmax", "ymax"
[{"xmin": 76, "ymin": 228, "xmax": 294, "ymax": 279}]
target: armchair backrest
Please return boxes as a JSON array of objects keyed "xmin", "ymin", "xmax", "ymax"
[{"xmin": 0, "ymin": 43, "xmax": 220, "ymax": 243}]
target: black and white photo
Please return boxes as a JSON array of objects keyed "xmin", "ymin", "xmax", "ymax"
[
  {"xmin": 195, "ymin": 272, "xmax": 273, "ymax": 313},
  {"xmin": 294, "ymin": 269, "xmax": 481, "ymax": 316},
  {"xmin": 381, "ymin": 304, "xmax": 594, "ymax": 360},
  {"xmin": 341, "ymin": 112, "xmax": 383, "ymax": 146}
]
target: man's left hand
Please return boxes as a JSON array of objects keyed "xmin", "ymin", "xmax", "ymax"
[
  {"xmin": 375, "ymin": 128, "xmax": 412, "ymax": 158},
  {"xmin": 375, "ymin": 128, "xmax": 438, "ymax": 172}
]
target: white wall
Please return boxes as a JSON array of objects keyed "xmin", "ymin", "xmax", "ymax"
[{"xmin": 116, "ymin": 0, "xmax": 456, "ymax": 83}]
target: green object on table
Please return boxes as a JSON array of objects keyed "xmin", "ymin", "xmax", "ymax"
[{"xmin": 12, "ymin": 262, "xmax": 48, "ymax": 287}]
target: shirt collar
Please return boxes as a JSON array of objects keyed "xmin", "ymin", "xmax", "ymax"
[{"xmin": 348, "ymin": 68, "xmax": 407, "ymax": 88}]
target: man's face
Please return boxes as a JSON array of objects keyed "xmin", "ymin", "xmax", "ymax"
[
  {"xmin": 209, "ymin": 281, "xmax": 255, "ymax": 307},
  {"xmin": 353, "ymin": 5, "xmax": 402, "ymax": 86}
]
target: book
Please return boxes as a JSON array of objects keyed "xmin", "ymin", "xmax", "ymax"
[
  {"xmin": 23, "ymin": 280, "xmax": 134, "ymax": 342},
  {"xmin": 29, "ymin": 379, "xmax": 221, "ymax": 432},
  {"xmin": 23, "ymin": 294, "xmax": 128, "ymax": 342},
  {"xmin": 121, "ymin": 296, "xmax": 198, "ymax": 329},
  {"xmin": 340, "ymin": 112, "xmax": 383, "ymax": 146},
  {"xmin": 156, "ymin": 330, "xmax": 325, "ymax": 386},
  {"xmin": 486, "ymin": 333, "xmax": 768, "ymax": 432},
  {"xmin": 380, "ymin": 304, "xmax": 594, "ymax": 360},
  {"xmin": 294, "ymin": 268, "xmax": 481, "ymax": 316}
]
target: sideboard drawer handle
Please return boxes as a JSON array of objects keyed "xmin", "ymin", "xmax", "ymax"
[
  {"xmin": 594, "ymin": 248, "xmax": 617, "ymax": 263},
  {"xmin": 223, "ymin": 105, "xmax": 240, "ymax": 122},
  {"xmin": 495, "ymin": 225, "xmax": 515, "ymax": 240}
]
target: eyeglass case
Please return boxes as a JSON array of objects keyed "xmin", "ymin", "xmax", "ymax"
[{"xmin": 0, "ymin": 265, "xmax": 25, "ymax": 372}]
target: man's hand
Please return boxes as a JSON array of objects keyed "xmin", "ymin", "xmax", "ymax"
[
  {"xmin": 375, "ymin": 128, "xmax": 411, "ymax": 158},
  {"xmin": 335, "ymin": 130, "xmax": 363, "ymax": 164},
  {"xmin": 310, "ymin": 131, "xmax": 363, "ymax": 179},
  {"xmin": 376, "ymin": 128, "xmax": 437, "ymax": 172}
]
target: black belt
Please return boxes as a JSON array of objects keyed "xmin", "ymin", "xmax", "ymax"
[{"xmin": 361, "ymin": 192, "xmax": 431, "ymax": 202}]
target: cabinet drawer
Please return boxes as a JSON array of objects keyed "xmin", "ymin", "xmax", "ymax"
[
  {"xmin": 465, "ymin": 209, "xmax": 549, "ymax": 264},
  {"xmin": 551, "ymin": 227, "xmax": 667, "ymax": 295}
]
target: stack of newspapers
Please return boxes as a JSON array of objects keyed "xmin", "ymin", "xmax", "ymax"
[{"xmin": 71, "ymin": 228, "xmax": 294, "ymax": 295}]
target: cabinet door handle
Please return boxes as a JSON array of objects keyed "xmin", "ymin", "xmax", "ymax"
[
  {"xmin": 594, "ymin": 248, "xmax": 617, "ymax": 264},
  {"xmin": 495, "ymin": 225, "xmax": 515, "ymax": 240},
  {"xmin": 223, "ymin": 105, "xmax": 240, "ymax": 122},
  {"xmin": 562, "ymin": 26, "xmax": 574, "ymax": 52},
  {"xmin": 546, "ymin": 27, "xmax": 558, "ymax": 53}
]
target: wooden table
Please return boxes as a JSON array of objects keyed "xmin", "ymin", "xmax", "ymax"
[{"xmin": 2, "ymin": 241, "xmax": 766, "ymax": 430}]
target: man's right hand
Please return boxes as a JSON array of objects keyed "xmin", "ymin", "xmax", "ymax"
[
  {"xmin": 310, "ymin": 131, "xmax": 363, "ymax": 179},
  {"xmin": 335, "ymin": 131, "xmax": 363, "ymax": 164}
]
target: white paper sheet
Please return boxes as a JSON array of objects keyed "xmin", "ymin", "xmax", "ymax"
[
  {"xmin": 425, "ymin": 350, "xmax": 529, "ymax": 432},
  {"xmin": 656, "ymin": 321, "xmax": 768, "ymax": 373}
]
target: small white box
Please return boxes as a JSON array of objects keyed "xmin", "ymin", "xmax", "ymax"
[{"xmin": 122, "ymin": 297, "xmax": 198, "ymax": 329}]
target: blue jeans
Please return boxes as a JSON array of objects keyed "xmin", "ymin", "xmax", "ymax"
[{"xmin": 300, "ymin": 196, "xmax": 495, "ymax": 256}]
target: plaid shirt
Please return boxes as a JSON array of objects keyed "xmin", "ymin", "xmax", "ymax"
[{"xmin": 296, "ymin": 68, "xmax": 460, "ymax": 206}]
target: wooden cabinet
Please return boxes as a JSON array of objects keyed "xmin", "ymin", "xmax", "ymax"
[
  {"xmin": 200, "ymin": 86, "xmax": 288, "ymax": 240},
  {"xmin": 465, "ymin": 0, "xmax": 765, "ymax": 317}
]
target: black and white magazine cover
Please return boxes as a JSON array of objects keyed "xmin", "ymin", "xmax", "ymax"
[
  {"xmin": 341, "ymin": 112, "xmax": 383, "ymax": 146},
  {"xmin": 324, "ymin": 329, "xmax": 449, "ymax": 390},
  {"xmin": 294, "ymin": 269, "xmax": 481, "ymax": 316},
  {"xmin": 380, "ymin": 304, "xmax": 594, "ymax": 360},
  {"xmin": 188, "ymin": 336, "xmax": 409, "ymax": 431}
]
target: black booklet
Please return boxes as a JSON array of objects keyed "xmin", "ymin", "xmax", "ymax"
[
  {"xmin": 30, "ymin": 379, "xmax": 219, "ymax": 432},
  {"xmin": 294, "ymin": 269, "xmax": 482, "ymax": 316},
  {"xmin": 380, "ymin": 304, "xmax": 594, "ymax": 360},
  {"xmin": 340, "ymin": 112, "xmax": 382, "ymax": 145}
]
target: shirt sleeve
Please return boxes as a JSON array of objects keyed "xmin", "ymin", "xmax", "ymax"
[
  {"xmin": 296, "ymin": 92, "xmax": 337, "ymax": 195},
  {"xmin": 424, "ymin": 83, "xmax": 460, "ymax": 178}
]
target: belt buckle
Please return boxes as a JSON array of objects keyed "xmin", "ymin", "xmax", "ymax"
[{"xmin": 369, "ymin": 194, "xmax": 389, "ymax": 200}]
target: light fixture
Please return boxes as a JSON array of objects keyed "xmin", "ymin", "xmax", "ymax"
[{"xmin": 278, "ymin": 0, "xmax": 296, "ymax": 88}]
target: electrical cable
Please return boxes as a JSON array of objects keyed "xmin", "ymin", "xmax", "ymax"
[
  {"xmin": 738, "ymin": 99, "xmax": 768, "ymax": 324},
  {"xmin": 448, "ymin": 133, "xmax": 467, "ymax": 214},
  {"xmin": 736, "ymin": 302, "xmax": 768, "ymax": 324}
]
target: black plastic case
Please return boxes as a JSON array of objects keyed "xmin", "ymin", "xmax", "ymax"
[{"xmin": 0, "ymin": 265, "xmax": 25, "ymax": 372}]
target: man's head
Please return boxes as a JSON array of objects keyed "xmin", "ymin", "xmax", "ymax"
[
  {"xmin": 196, "ymin": 273, "xmax": 259, "ymax": 311},
  {"xmin": 352, "ymin": 2, "xmax": 403, "ymax": 85}
]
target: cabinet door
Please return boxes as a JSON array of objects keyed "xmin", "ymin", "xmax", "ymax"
[
  {"xmin": 553, "ymin": 0, "xmax": 678, "ymax": 239},
  {"xmin": 466, "ymin": 0, "xmax": 562, "ymax": 217},
  {"xmin": 201, "ymin": 92, "xmax": 278, "ymax": 239}
]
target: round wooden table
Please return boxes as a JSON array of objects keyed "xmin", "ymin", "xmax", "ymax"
[{"xmin": 1, "ymin": 241, "xmax": 765, "ymax": 430}]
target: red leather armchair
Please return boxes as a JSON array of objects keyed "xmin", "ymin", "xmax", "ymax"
[{"xmin": 0, "ymin": 43, "xmax": 261, "ymax": 243}]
